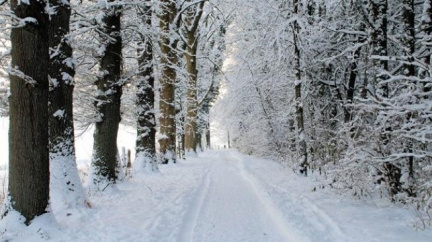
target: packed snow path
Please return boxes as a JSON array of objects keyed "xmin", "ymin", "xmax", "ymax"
[
  {"xmin": 179, "ymin": 152, "xmax": 305, "ymax": 242},
  {"xmin": 1, "ymin": 150, "xmax": 432, "ymax": 241}
]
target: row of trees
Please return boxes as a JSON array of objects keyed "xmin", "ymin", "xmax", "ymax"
[
  {"xmin": 216, "ymin": 0, "xmax": 432, "ymax": 226},
  {"xmin": 0, "ymin": 0, "xmax": 226, "ymax": 224}
]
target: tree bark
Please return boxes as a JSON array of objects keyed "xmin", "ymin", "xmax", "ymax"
[
  {"xmin": 158, "ymin": 0, "xmax": 178, "ymax": 164},
  {"xmin": 205, "ymin": 127, "xmax": 211, "ymax": 148},
  {"xmin": 136, "ymin": 2, "xmax": 157, "ymax": 171},
  {"xmin": 344, "ymin": 34, "xmax": 363, "ymax": 123},
  {"xmin": 293, "ymin": 0, "xmax": 308, "ymax": 175},
  {"xmin": 8, "ymin": 0, "xmax": 50, "ymax": 223},
  {"xmin": 202, "ymin": 103, "xmax": 211, "ymax": 149},
  {"xmin": 368, "ymin": 0, "xmax": 401, "ymax": 199},
  {"xmin": 184, "ymin": 1, "xmax": 205, "ymax": 154},
  {"xmin": 227, "ymin": 130, "xmax": 231, "ymax": 148},
  {"xmin": 184, "ymin": 42, "xmax": 198, "ymax": 153},
  {"xmin": 48, "ymin": 0, "xmax": 87, "ymax": 210},
  {"xmin": 402, "ymin": 0, "xmax": 415, "ymax": 195},
  {"xmin": 368, "ymin": 0, "xmax": 389, "ymax": 98},
  {"xmin": 92, "ymin": 3, "xmax": 123, "ymax": 182},
  {"xmin": 422, "ymin": 0, "xmax": 432, "ymax": 82}
]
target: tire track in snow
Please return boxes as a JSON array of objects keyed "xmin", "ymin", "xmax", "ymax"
[
  {"xmin": 301, "ymin": 197, "xmax": 345, "ymax": 238},
  {"xmin": 233, "ymin": 152, "xmax": 347, "ymax": 242},
  {"xmin": 178, "ymin": 162, "xmax": 214, "ymax": 242},
  {"xmin": 233, "ymin": 155, "xmax": 309, "ymax": 242}
]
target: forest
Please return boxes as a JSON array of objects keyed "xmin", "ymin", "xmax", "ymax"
[{"xmin": 0, "ymin": 0, "xmax": 432, "ymax": 240}]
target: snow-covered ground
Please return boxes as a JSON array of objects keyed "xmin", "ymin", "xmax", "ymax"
[
  {"xmin": 0, "ymin": 150, "xmax": 431, "ymax": 241},
  {"xmin": 1, "ymin": 117, "xmax": 432, "ymax": 241},
  {"xmin": 0, "ymin": 117, "xmax": 137, "ymax": 170}
]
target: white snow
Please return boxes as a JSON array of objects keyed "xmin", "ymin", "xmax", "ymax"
[
  {"xmin": 0, "ymin": 118, "xmax": 432, "ymax": 241},
  {"xmin": 61, "ymin": 72, "xmax": 73, "ymax": 83},
  {"xmin": 74, "ymin": 123, "xmax": 136, "ymax": 171},
  {"xmin": 0, "ymin": 117, "xmax": 8, "ymax": 169},
  {"xmin": 62, "ymin": 57, "xmax": 75, "ymax": 69},
  {"xmin": 19, "ymin": 17, "xmax": 37, "ymax": 26},
  {"xmin": 52, "ymin": 109, "xmax": 64, "ymax": 118},
  {"xmin": 18, "ymin": 0, "xmax": 30, "ymax": 6}
]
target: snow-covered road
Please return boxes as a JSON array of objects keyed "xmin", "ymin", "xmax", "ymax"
[
  {"xmin": 1, "ymin": 150, "xmax": 431, "ymax": 241},
  {"xmin": 180, "ymin": 152, "xmax": 305, "ymax": 242}
]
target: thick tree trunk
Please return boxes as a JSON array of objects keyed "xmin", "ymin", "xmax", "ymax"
[
  {"xmin": 136, "ymin": 2, "xmax": 157, "ymax": 171},
  {"xmin": 184, "ymin": 1, "xmax": 204, "ymax": 154},
  {"xmin": 293, "ymin": 0, "xmax": 308, "ymax": 175},
  {"xmin": 158, "ymin": 0, "xmax": 178, "ymax": 164},
  {"xmin": 8, "ymin": 0, "xmax": 50, "ymax": 223},
  {"xmin": 48, "ymin": 0, "xmax": 86, "ymax": 210},
  {"xmin": 92, "ymin": 4, "xmax": 123, "ymax": 183},
  {"xmin": 184, "ymin": 42, "xmax": 199, "ymax": 153}
]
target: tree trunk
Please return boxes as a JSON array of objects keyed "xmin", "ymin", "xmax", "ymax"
[
  {"xmin": 136, "ymin": 2, "xmax": 157, "ymax": 171},
  {"xmin": 344, "ymin": 25, "xmax": 364, "ymax": 123},
  {"xmin": 293, "ymin": 0, "xmax": 308, "ymax": 175},
  {"xmin": 368, "ymin": 0, "xmax": 389, "ymax": 98},
  {"xmin": 158, "ymin": 0, "xmax": 178, "ymax": 164},
  {"xmin": 203, "ymin": 104, "xmax": 211, "ymax": 149},
  {"xmin": 181, "ymin": 131, "xmax": 186, "ymax": 158},
  {"xmin": 422, "ymin": 0, "xmax": 432, "ymax": 81},
  {"xmin": 344, "ymin": 49, "xmax": 359, "ymax": 123},
  {"xmin": 8, "ymin": 0, "xmax": 50, "ymax": 223},
  {"xmin": 402, "ymin": 0, "xmax": 415, "ymax": 196},
  {"xmin": 184, "ymin": 1, "xmax": 205, "ymax": 154},
  {"xmin": 184, "ymin": 41, "xmax": 198, "ymax": 153},
  {"xmin": 48, "ymin": 0, "xmax": 86, "ymax": 210},
  {"xmin": 184, "ymin": 42, "xmax": 198, "ymax": 152},
  {"xmin": 368, "ymin": 0, "xmax": 401, "ymax": 198},
  {"xmin": 206, "ymin": 127, "xmax": 211, "ymax": 149},
  {"xmin": 195, "ymin": 132, "xmax": 203, "ymax": 151},
  {"xmin": 92, "ymin": 4, "xmax": 123, "ymax": 183}
]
